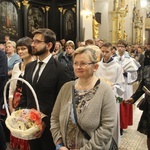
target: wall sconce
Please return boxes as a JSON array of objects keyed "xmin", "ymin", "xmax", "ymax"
[{"xmin": 82, "ymin": 9, "xmax": 92, "ymax": 18}]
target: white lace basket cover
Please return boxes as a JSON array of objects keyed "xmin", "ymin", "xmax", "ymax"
[{"xmin": 4, "ymin": 78, "xmax": 41, "ymax": 140}]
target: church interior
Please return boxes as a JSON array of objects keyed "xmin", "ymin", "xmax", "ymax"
[
  {"xmin": 0, "ymin": 0, "xmax": 149, "ymax": 45},
  {"xmin": 0, "ymin": 0, "xmax": 150, "ymax": 149}
]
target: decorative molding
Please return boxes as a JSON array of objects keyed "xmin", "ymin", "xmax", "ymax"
[
  {"xmin": 58, "ymin": 7, "xmax": 63, "ymax": 13},
  {"xmin": 41, "ymin": 7, "xmax": 45, "ymax": 13},
  {"xmin": 72, "ymin": 7, "xmax": 75, "ymax": 13},
  {"xmin": 145, "ymin": 18, "xmax": 150, "ymax": 29},
  {"xmin": 22, "ymin": 0, "xmax": 29, "ymax": 9},
  {"xmin": 63, "ymin": 9, "xmax": 67, "ymax": 14},
  {"xmin": 16, "ymin": 1, "xmax": 21, "ymax": 9},
  {"xmin": 46, "ymin": 6, "xmax": 50, "ymax": 11}
]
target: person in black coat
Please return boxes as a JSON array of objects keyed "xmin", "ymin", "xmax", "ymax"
[
  {"xmin": 17, "ymin": 28, "xmax": 71, "ymax": 150},
  {"xmin": 125, "ymin": 49, "xmax": 150, "ymax": 149},
  {"xmin": 0, "ymin": 49, "xmax": 7, "ymax": 150},
  {"xmin": 58, "ymin": 40, "xmax": 76, "ymax": 80}
]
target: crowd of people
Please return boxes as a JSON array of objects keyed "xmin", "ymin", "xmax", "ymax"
[{"xmin": 0, "ymin": 29, "xmax": 150, "ymax": 150}]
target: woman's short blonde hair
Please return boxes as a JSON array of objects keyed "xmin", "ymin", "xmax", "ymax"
[
  {"xmin": 6, "ymin": 40, "xmax": 16, "ymax": 48},
  {"xmin": 73, "ymin": 47, "xmax": 98, "ymax": 63},
  {"xmin": 86, "ymin": 45, "xmax": 102, "ymax": 61}
]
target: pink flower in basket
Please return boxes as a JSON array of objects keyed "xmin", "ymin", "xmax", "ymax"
[{"xmin": 29, "ymin": 109, "xmax": 42, "ymax": 130}]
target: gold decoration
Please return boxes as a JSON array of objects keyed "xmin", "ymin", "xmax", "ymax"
[
  {"xmin": 93, "ymin": 0, "xmax": 99, "ymax": 39},
  {"xmin": 58, "ymin": 7, "xmax": 63, "ymax": 13},
  {"xmin": 16, "ymin": 1, "xmax": 21, "ymax": 9},
  {"xmin": 93, "ymin": 18, "xmax": 99, "ymax": 38},
  {"xmin": 120, "ymin": 5, "xmax": 128, "ymax": 17},
  {"xmin": 63, "ymin": 9, "xmax": 67, "ymax": 14},
  {"xmin": 114, "ymin": 0, "xmax": 119, "ymax": 11},
  {"xmin": 46, "ymin": 6, "xmax": 50, "ymax": 11},
  {"xmin": 22, "ymin": 0, "xmax": 29, "ymax": 8},
  {"xmin": 123, "ymin": 30, "xmax": 127, "ymax": 40},
  {"xmin": 133, "ymin": 5, "xmax": 144, "ymax": 44},
  {"xmin": 41, "ymin": 7, "xmax": 45, "ymax": 13},
  {"xmin": 117, "ymin": 23, "xmax": 122, "ymax": 40},
  {"xmin": 111, "ymin": 11, "xmax": 118, "ymax": 44},
  {"xmin": 111, "ymin": 0, "xmax": 129, "ymax": 44},
  {"xmin": 72, "ymin": 7, "xmax": 75, "ymax": 13},
  {"xmin": 145, "ymin": 18, "xmax": 150, "ymax": 29},
  {"xmin": 120, "ymin": 0, "xmax": 125, "ymax": 7}
]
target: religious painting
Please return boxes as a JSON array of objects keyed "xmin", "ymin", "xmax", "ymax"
[
  {"xmin": 63, "ymin": 9, "xmax": 76, "ymax": 40},
  {"xmin": 28, "ymin": 7, "xmax": 44, "ymax": 36},
  {"xmin": 0, "ymin": 1, "xmax": 18, "ymax": 38}
]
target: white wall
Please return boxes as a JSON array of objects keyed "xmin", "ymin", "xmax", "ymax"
[
  {"xmin": 81, "ymin": 0, "xmax": 111, "ymax": 41},
  {"xmin": 124, "ymin": 0, "xmax": 134, "ymax": 44},
  {"xmin": 94, "ymin": 0, "xmax": 135, "ymax": 43},
  {"xmin": 82, "ymin": 15, "xmax": 93, "ymax": 40},
  {"xmin": 82, "ymin": 0, "xmax": 93, "ymax": 40},
  {"xmin": 95, "ymin": 0, "xmax": 109, "ymax": 41}
]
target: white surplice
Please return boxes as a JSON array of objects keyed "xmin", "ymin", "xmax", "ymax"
[
  {"xmin": 114, "ymin": 53, "xmax": 140, "ymax": 129},
  {"xmin": 95, "ymin": 58, "xmax": 125, "ymax": 97},
  {"xmin": 114, "ymin": 54, "xmax": 140, "ymax": 99},
  {"xmin": 95, "ymin": 58, "xmax": 125, "ymax": 146}
]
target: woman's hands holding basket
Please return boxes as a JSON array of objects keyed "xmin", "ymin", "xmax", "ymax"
[{"xmin": 35, "ymin": 121, "xmax": 46, "ymax": 138}]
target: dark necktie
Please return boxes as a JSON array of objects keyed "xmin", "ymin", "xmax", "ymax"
[{"xmin": 33, "ymin": 62, "xmax": 43, "ymax": 85}]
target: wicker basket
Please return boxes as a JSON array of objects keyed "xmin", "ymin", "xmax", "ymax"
[{"xmin": 4, "ymin": 78, "xmax": 41, "ymax": 140}]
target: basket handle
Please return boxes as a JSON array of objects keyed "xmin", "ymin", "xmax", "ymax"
[{"xmin": 3, "ymin": 78, "xmax": 40, "ymax": 116}]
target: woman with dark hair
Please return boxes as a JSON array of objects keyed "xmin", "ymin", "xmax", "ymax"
[
  {"xmin": 8, "ymin": 37, "xmax": 35, "ymax": 150},
  {"xmin": 125, "ymin": 49, "xmax": 150, "ymax": 149}
]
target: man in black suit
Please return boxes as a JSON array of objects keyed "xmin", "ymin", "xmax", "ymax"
[
  {"xmin": 0, "ymin": 49, "xmax": 7, "ymax": 150},
  {"xmin": 18, "ymin": 28, "xmax": 71, "ymax": 150}
]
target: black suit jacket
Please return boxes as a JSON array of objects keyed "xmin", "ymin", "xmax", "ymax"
[
  {"xmin": 0, "ymin": 50, "xmax": 7, "ymax": 150},
  {"xmin": 18, "ymin": 56, "xmax": 70, "ymax": 127},
  {"xmin": 0, "ymin": 50, "xmax": 7, "ymax": 107}
]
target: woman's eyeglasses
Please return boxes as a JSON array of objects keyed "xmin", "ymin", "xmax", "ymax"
[{"xmin": 73, "ymin": 62, "xmax": 94, "ymax": 68}]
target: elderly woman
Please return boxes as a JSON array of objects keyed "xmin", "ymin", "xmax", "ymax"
[
  {"xmin": 51, "ymin": 47, "xmax": 117, "ymax": 150},
  {"xmin": 5, "ymin": 40, "xmax": 22, "ymax": 78}
]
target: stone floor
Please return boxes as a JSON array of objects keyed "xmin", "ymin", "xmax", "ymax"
[{"xmin": 119, "ymin": 100, "xmax": 148, "ymax": 150}]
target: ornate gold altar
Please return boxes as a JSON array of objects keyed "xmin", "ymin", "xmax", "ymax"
[
  {"xmin": 133, "ymin": 6, "xmax": 143, "ymax": 44},
  {"xmin": 111, "ymin": 0, "xmax": 128, "ymax": 44},
  {"xmin": 93, "ymin": 0, "xmax": 100, "ymax": 39},
  {"xmin": 111, "ymin": 0, "xmax": 143, "ymax": 44}
]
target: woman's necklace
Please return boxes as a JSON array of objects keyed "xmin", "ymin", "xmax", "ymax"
[{"xmin": 75, "ymin": 77, "xmax": 98, "ymax": 91}]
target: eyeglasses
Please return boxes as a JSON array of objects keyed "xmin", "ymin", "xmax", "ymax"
[
  {"xmin": 117, "ymin": 45, "xmax": 125, "ymax": 48},
  {"xmin": 32, "ymin": 40, "xmax": 45, "ymax": 45},
  {"xmin": 17, "ymin": 47, "xmax": 27, "ymax": 51},
  {"xmin": 73, "ymin": 62, "xmax": 94, "ymax": 68}
]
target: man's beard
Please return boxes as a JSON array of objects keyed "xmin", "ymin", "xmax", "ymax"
[{"xmin": 32, "ymin": 46, "xmax": 47, "ymax": 56}]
